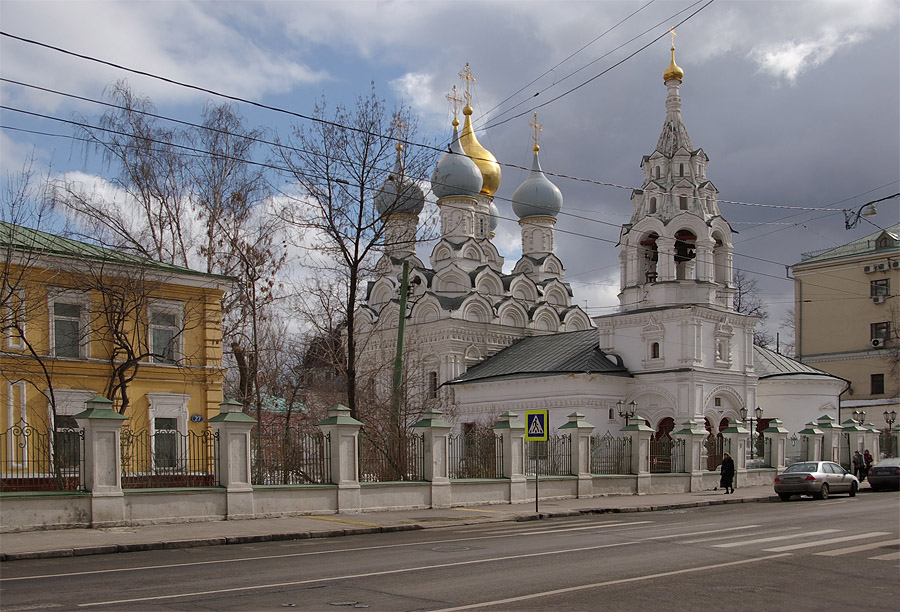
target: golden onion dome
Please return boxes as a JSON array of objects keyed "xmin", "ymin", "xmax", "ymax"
[
  {"xmin": 663, "ymin": 45, "xmax": 684, "ymax": 82},
  {"xmin": 459, "ymin": 103, "xmax": 502, "ymax": 196}
]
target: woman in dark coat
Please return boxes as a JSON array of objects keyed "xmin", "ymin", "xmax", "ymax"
[{"xmin": 720, "ymin": 452, "xmax": 735, "ymax": 494}]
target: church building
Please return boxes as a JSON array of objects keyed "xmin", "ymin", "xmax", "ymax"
[{"xmin": 359, "ymin": 50, "xmax": 844, "ymax": 437}]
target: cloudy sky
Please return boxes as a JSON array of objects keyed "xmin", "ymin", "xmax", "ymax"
[{"xmin": 2, "ymin": 0, "xmax": 898, "ymax": 340}]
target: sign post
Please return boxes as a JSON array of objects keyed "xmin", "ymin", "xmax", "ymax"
[{"xmin": 525, "ymin": 410, "xmax": 549, "ymax": 513}]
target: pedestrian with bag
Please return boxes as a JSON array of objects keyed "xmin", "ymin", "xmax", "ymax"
[{"xmin": 720, "ymin": 452, "xmax": 735, "ymax": 494}]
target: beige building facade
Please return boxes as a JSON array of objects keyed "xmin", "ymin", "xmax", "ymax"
[{"xmin": 791, "ymin": 223, "xmax": 900, "ymax": 424}]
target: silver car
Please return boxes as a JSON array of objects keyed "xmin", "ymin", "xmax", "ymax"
[{"xmin": 774, "ymin": 461, "xmax": 859, "ymax": 501}]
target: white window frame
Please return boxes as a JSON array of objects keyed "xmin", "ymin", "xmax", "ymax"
[
  {"xmin": 4, "ymin": 289, "xmax": 25, "ymax": 350},
  {"xmin": 147, "ymin": 393, "xmax": 189, "ymax": 471},
  {"xmin": 48, "ymin": 289, "xmax": 90, "ymax": 359},
  {"xmin": 148, "ymin": 299, "xmax": 184, "ymax": 364}
]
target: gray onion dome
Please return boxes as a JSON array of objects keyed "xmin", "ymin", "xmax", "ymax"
[
  {"xmin": 431, "ymin": 123, "xmax": 483, "ymax": 199},
  {"xmin": 489, "ymin": 202, "xmax": 500, "ymax": 231},
  {"xmin": 375, "ymin": 147, "xmax": 425, "ymax": 216},
  {"xmin": 511, "ymin": 148, "xmax": 562, "ymax": 219}
]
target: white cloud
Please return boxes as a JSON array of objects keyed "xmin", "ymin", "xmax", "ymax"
[{"xmin": 752, "ymin": 30, "xmax": 866, "ymax": 83}]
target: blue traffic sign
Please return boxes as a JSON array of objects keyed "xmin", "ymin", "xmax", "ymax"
[{"xmin": 525, "ymin": 410, "xmax": 549, "ymax": 441}]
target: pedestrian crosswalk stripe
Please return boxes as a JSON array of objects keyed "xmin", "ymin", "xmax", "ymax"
[
  {"xmin": 814, "ymin": 539, "xmax": 900, "ymax": 557},
  {"xmin": 764, "ymin": 532, "xmax": 891, "ymax": 552},
  {"xmin": 712, "ymin": 529, "xmax": 839, "ymax": 548},
  {"xmin": 869, "ymin": 551, "xmax": 900, "ymax": 561}
]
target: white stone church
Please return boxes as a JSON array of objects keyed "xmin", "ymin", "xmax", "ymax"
[{"xmin": 357, "ymin": 48, "xmax": 844, "ymax": 438}]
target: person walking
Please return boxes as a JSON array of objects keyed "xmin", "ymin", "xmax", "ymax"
[
  {"xmin": 720, "ymin": 452, "xmax": 735, "ymax": 494},
  {"xmin": 852, "ymin": 450, "xmax": 865, "ymax": 481},
  {"xmin": 863, "ymin": 449, "xmax": 874, "ymax": 479}
]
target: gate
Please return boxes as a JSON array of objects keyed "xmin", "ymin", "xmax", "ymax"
[{"xmin": 650, "ymin": 437, "xmax": 683, "ymax": 473}]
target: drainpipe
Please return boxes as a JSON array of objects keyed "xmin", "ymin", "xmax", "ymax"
[{"xmin": 786, "ymin": 265, "xmax": 802, "ymax": 358}]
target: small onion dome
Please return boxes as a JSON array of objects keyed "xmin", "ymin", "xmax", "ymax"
[
  {"xmin": 375, "ymin": 145, "xmax": 425, "ymax": 216},
  {"xmin": 663, "ymin": 45, "xmax": 684, "ymax": 82},
  {"xmin": 489, "ymin": 201, "xmax": 500, "ymax": 232},
  {"xmin": 431, "ymin": 120, "xmax": 483, "ymax": 199},
  {"xmin": 459, "ymin": 104, "xmax": 501, "ymax": 196},
  {"xmin": 511, "ymin": 146, "xmax": 562, "ymax": 219}
]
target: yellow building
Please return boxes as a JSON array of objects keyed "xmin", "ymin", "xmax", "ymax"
[
  {"xmin": 1, "ymin": 221, "xmax": 231, "ymax": 476},
  {"xmin": 791, "ymin": 223, "xmax": 900, "ymax": 424}
]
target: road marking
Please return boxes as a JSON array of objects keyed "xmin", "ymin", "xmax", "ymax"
[
  {"xmin": 454, "ymin": 507, "xmax": 510, "ymax": 514},
  {"xmin": 305, "ymin": 516, "xmax": 381, "ymax": 527},
  {"xmin": 814, "ymin": 539, "xmax": 900, "ymax": 557},
  {"xmin": 764, "ymin": 532, "xmax": 891, "ymax": 552},
  {"xmin": 712, "ymin": 528, "xmax": 840, "ymax": 548},
  {"xmin": 76, "ymin": 541, "xmax": 640, "ymax": 607},
  {"xmin": 517, "ymin": 520, "xmax": 652, "ymax": 535},
  {"xmin": 428, "ymin": 553, "xmax": 794, "ymax": 611},
  {"xmin": 870, "ymin": 551, "xmax": 900, "ymax": 561},
  {"xmin": 1, "ymin": 520, "xmax": 654, "ymax": 583},
  {"xmin": 644, "ymin": 525, "xmax": 760, "ymax": 540}
]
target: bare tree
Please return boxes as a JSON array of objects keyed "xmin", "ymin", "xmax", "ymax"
[
  {"xmin": 732, "ymin": 268, "xmax": 773, "ymax": 348},
  {"xmin": 275, "ymin": 87, "xmax": 435, "ymax": 420}
]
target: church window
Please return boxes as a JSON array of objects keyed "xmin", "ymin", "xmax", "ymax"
[
  {"xmin": 679, "ymin": 163, "xmax": 684, "ymax": 177},
  {"xmin": 651, "ymin": 342, "xmax": 660, "ymax": 359},
  {"xmin": 679, "ymin": 196, "xmax": 688, "ymax": 210},
  {"xmin": 649, "ymin": 197, "xmax": 657, "ymax": 213},
  {"xmin": 655, "ymin": 166, "xmax": 661, "ymax": 179},
  {"xmin": 608, "ymin": 408, "xmax": 615, "ymax": 420},
  {"xmin": 479, "ymin": 218, "xmax": 485, "ymax": 236},
  {"xmin": 428, "ymin": 371, "xmax": 438, "ymax": 399},
  {"xmin": 715, "ymin": 397, "xmax": 721, "ymax": 407}
]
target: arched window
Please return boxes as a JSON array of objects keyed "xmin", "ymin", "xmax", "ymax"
[
  {"xmin": 651, "ymin": 342, "xmax": 660, "ymax": 359},
  {"xmin": 608, "ymin": 408, "xmax": 615, "ymax": 420},
  {"xmin": 649, "ymin": 197, "xmax": 657, "ymax": 214}
]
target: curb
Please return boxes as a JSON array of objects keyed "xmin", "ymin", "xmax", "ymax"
[{"xmin": 0, "ymin": 496, "xmax": 775, "ymax": 563}]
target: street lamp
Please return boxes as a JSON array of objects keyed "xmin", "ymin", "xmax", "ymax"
[
  {"xmin": 885, "ymin": 410, "xmax": 897, "ymax": 456},
  {"xmin": 740, "ymin": 406, "xmax": 763, "ymax": 459},
  {"xmin": 842, "ymin": 194, "xmax": 897, "ymax": 229},
  {"xmin": 617, "ymin": 400, "xmax": 637, "ymax": 426},
  {"xmin": 853, "ymin": 410, "xmax": 867, "ymax": 426}
]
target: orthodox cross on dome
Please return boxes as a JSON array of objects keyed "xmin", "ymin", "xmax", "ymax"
[
  {"xmin": 529, "ymin": 112, "xmax": 543, "ymax": 152},
  {"xmin": 669, "ymin": 27, "xmax": 676, "ymax": 49},
  {"xmin": 446, "ymin": 85, "xmax": 463, "ymax": 125},
  {"xmin": 459, "ymin": 62, "xmax": 476, "ymax": 106},
  {"xmin": 392, "ymin": 115, "xmax": 407, "ymax": 152}
]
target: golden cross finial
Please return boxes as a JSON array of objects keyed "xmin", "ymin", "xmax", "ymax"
[
  {"xmin": 459, "ymin": 62, "xmax": 475, "ymax": 105},
  {"xmin": 669, "ymin": 27, "xmax": 677, "ymax": 49},
  {"xmin": 392, "ymin": 115, "xmax": 407, "ymax": 152},
  {"xmin": 529, "ymin": 112, "xmax": 543, "ymax": 152},
  {"xmin": 445, "ymin": 85, "xmax": 462, "ymax": 120}
]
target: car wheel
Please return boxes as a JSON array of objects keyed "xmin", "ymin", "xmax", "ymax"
[
  {"xmin": 778, "ymin": 493, "xmax": 792, "ymax": 501},
  {"xmin": 816, "ymin": 483, "xmax": 830, "ymax": 500},
  {"xmin": 849, "ymin": 482, "xmax": 858, "ymax": 497}
]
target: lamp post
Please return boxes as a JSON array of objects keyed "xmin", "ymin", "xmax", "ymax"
[
  {"xmin": 884, "ymin": 410, "xmax": 897, "ymax": 456},
  {"xmin": 853, "ymin": 410, "xmax": 866, "ymax": 426},
  {"xmin": 617, "ymin": 400, "xmax": 636, "ymax": 427},
  {"xmin": 740, "ymin": 406, "xmax": 763, "ymax": 459},
  {"xmin": 842, "ymin": 193, "xmax": 897, "ymax": 229}
]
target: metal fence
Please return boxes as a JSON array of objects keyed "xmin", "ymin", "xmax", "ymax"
[
  {"xmin": 879, "ymin": 431, "xmax": 896, "ymax": 458},
  {"xmin": 705, "ymin": 435, "xmax": 724, "ymax": 471},
  {"xmin": 448, "ymin": 431, "xmax": 502, "ymax": 479},
  {"xmin": 590, "ymin": 432, "xmax": 632, "ymax": 475},
  {"xmin": 649, "ymin": 437, "xmax": 684, "ymax": 473},
  {"xmin": 252, "ymin": 426, "xmax": 330, "ymax": 485},
  {"xmin": 120, "ymin": 428, "xmax": 219, "ymax": 488},
  {"xmin": 0, "ymin": 420, "xmax": 84, "ymax": 492},
  {"xmin": 358, "ymin": 431, "xmax": 424, "ymax": 482},
  {"xmin": 527, "ymin": 434, "xmax": 571, "ymax": 476}
]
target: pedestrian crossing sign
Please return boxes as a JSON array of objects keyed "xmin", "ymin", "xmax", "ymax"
[{"xmin": 525, "ymin": 410, "xmax": 549, "ymax": 441}]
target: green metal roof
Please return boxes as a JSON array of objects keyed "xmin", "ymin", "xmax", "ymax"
[
  {"xmin": 797, "ymin": 222, "xmax": 900, "ymax": 265},
  {"xmin": 448, "ymin": 329, "xmax": 630, "ymax": 385},
  {"xmin": 0, "ymin": 221, "xmax": 232, "ymax": 282},
  {"xmin": 753, "ymin": 345, "xmax": 845, "ymax": 383}
]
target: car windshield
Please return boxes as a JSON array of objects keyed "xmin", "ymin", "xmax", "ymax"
[{"xmin": 784, "ymin": 462, "xmax": 818, "ymax": 473}]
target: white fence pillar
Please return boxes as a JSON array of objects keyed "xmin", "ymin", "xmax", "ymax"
[
  {"xmin": 623, "ymin": 416, "xmax": 653, "ymax": 494},
  {"xmin": 816, "ymin": 414, "xmax": 844, "ymax": 464},
  {"xmin": 493, "ymin": 411, "xmax": 528, "ymax": 504},
  {"xmin": 74, "ymin": 395, "xmax": 127, "ymax": 527},
  {"xmin": 317, "ymin": 404, "xmax": 362, "ymax": 513},
  {"xmin": 413, "ymin": 408, "xmax": 452, "ymax": 508},
  {"xmin": 673, "ymin": 420, "xmax": 707, "ymax": 491},
  {"xmin": 763, "ymin": 418, "xmax": 789, "ymax": 471},
  {"xmin": 721, "ymin": 419, "xmax": 749, "ymax": 488},
  {"xmin": 798, "ymin": 422, "xmax": 824, "ymax": 462},
  {"xmin": 208, "ymin": 398, "xmax": 256, "ymax": 519},
  {"xmin": 559, "ymin": 412, "xmax": 594, "ymax": 498}
]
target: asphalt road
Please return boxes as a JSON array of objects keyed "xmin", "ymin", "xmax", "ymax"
[{"xmin": 1, "ymin": 491, "xmax": 898, "ymax": 611}]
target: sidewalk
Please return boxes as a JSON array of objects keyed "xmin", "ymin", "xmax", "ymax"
[{"xmin": 0, "ymin": 485, "xmax": 776, "ymax": 562}]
